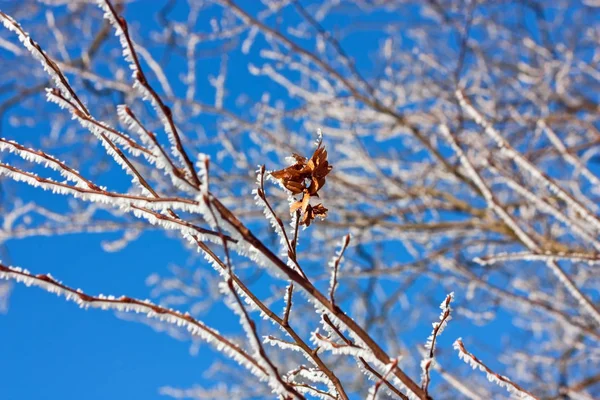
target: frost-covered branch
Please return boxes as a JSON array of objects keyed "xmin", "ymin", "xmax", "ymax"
[
  {"xmin": 454, "ymin": 339, "xmax": 538, "ymax": 400},
  {"xmin": 0, "ymin": 262, "xmax": 268, "ymax": 379},
  {"xmin": 421, "ymin": 293, "xmax": 454, "ymax": 396}
]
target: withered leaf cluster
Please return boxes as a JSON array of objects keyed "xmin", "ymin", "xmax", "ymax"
[{"xmin": 271, "ymin": 143, "xmax": 333, "ymax": 226}]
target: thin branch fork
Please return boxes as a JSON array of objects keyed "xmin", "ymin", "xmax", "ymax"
[
  {"xmin": 319, "ymin": 315, "xmax": 409, "ymax": 400},
  {"xmin": 211, "ymin": 196, "xmax": 428, "ymax": 398},
  {"xmin": 100, "ymin": 0, "xmax": 201, "ymax": 188}
]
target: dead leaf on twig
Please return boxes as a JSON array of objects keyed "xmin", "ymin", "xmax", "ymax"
[{"xmin": 271, "ymin": 140, "xmax": 332, "ymax": 226}]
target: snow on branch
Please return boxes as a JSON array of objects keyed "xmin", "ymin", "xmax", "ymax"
[
  {"xmin": 490, "ymin": 164, "xmax": 600, "ymax": 252},
  {"xmin": 46, "ymin": 89, "xmax": 151, "ymax": 160},
  {"xmin": 313, "ymin": 315, "xmax": 413, "ymax": 400},
  {"xmin": 0, "ymin": 138, "xmax": 95, "ymax": 189},
  {"xmin": 367, "ymin": 359, "xmax": 400, "ymax": 400},
  {"xmin": 475, "ymin": 251, "xmax": 600, "ymax": 267},
  {"xmin": 284, "ymin": 366, "xmax": 338, "ymax": 400},
  {"xmin": 438, "ymin": 124, "xmax": 537, "ymax": 250},
  {"xmin": 0, "ymin": 161, "xmax": 234, "ymax": 246},
  {"xmin": 254, "ymin": 166, "xmax": 293, "ymax": 255},
  {"xmin": 218, "ymin": 280, "xmax": 302, "ymax": 399},
  {"xmin": 421, "ymin": 292, "xmax": 454, "ymax": 396},
  {"xmin": 329, "ymin": 234, "xmax": 350, "ymax": 308},
  {"xmin": 96, "ymin": 0, "xmax": 201, "ymax": 188},
  {"xmin": 117, "ymin": 105, "xmax": 197, "ymax": 193},
  {"xmin": 456, "ymin": 89, "xmax": 600, "ymax": 234},
  {"xmin": 0, "ymin": 11, "xmax": 88, "ymax": 114},
  {"xmin": 0, "ymin": 262, "xmax": 268, "ymax": 380},
  {"xmin": 440, "ymin": 124, "xmax": 600, "ymax": 326},
  {"xmin": 45, "ymin": 89, "xmax": 157, "ymax": 193},
  {"xmin": 200, "ymin": 178, "xmax": 303, "ymax": 399},
  {"xmin": 453, "ymin": 339, "xmax": 538, "ymax": 400},
  {"xmin": 0, "ymin": 10, "xmax": 163, "ymax": 198},
  {"xmin": 0, "ymin": 161, "xmax": 194, "ymax": 212},
  {"xmin": 311, "ymin": 330, "xmax": 404, "ymax": 398},
  {"xmin": 538, "ymin": 120, "xmax": 600, "ymax": 193}
]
